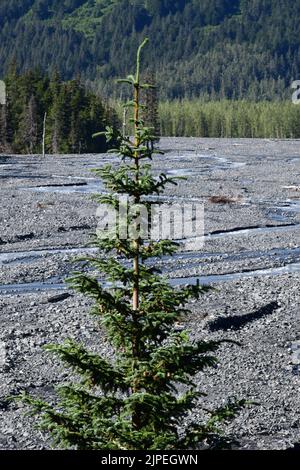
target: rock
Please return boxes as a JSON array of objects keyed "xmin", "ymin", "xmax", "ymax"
[{"xmin": 47, "ymin": 293, "xmax": 72, "ymax": 304}]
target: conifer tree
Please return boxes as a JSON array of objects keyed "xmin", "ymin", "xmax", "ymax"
[
  {"xmin": 19, "ymin": 95, "xmax": 39, "ymax": 153},
  {"xmin": 141, "ymin": 71, "xmax": 160, "ymax": 148},
  {"xmin": 0, "ymin": 104, "xmax": 8, "ymax": 151},
  {"xmin": 21, "ymin": 39, "xmax": 245, "ymax": 450}
]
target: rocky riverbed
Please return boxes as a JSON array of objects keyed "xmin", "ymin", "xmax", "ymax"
[{"xmin": 0, "ymin": 138, "xmax": 299, "ymax": 449}]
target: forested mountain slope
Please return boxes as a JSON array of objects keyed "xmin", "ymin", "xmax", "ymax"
[{"xmin": 1, "ymin": 0, "xmax": 299, "ymax": 99}]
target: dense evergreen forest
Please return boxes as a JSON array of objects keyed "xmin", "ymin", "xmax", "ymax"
[
  {"xmin": 159, "ymin": 100, "xmax": 300, "ymax": 139},
  {"xmin": 0, "ymin": 0, "xmax": 299, "ymax": 100},
  {"xmin": 0, "ymin": 68, "xmax": 118, "ymax": 154}
]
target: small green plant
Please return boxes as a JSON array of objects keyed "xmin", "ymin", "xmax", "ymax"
[{"xmin": 20, "ymin": 39, "xmax": 246, "ymax": 450}]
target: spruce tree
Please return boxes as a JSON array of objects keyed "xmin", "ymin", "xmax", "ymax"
[
  {"xmin": 21, "ymin": 39, "xmax": 245, "ymax": 450},
  {"xmin": 141, "ymin": 71, "xmax": 160, "ymax": 149},
  {"xmin": 18, "ymin": 95, "xmax": 39, "ymax": 154},
  {"xmin": 0, "ymin": 104, "xmax": 8, "ymax": 151}
]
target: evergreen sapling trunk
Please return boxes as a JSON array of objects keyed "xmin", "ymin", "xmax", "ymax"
[{"xmin": 21, "ymin": 39, "xmax": 246, "ymax": 450}]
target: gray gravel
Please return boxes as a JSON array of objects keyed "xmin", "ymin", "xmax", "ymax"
[{"xmin": 0, "ymin": 138, "xmax": 299, "ymax": 449}]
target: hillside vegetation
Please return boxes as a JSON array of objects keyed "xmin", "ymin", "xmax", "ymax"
[
  {"xmin": 0, "ymin": 0, "xmax": 299, "ymax": 99},
  {"xmin": 159, "ymin": 100, "xmax": 300, "ymax": 138},
  {"xmin": 0, "ymin": 68, "xmax": 118, "ymax": 154}
]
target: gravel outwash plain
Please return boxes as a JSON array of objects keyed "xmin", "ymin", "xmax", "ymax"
[{"xmin": 0, "ymin": 138, "xmax": 299, "ymax": 449}]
